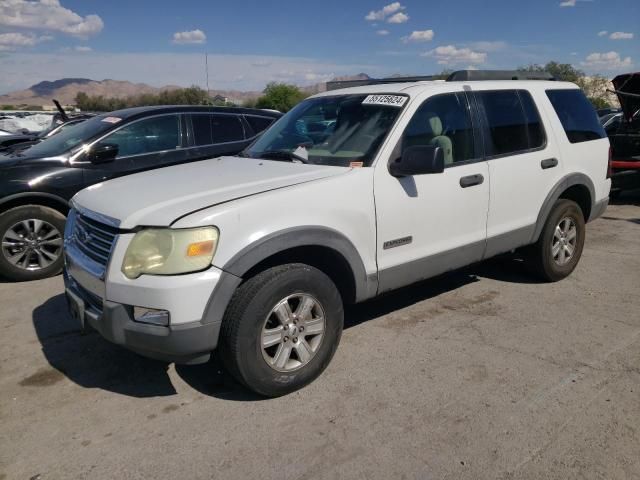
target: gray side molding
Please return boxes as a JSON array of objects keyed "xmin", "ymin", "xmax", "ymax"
[
  {"xmin": 222, "ymin": 226, "xmax": 376, "ymax": 302},
  {"xmin": 531, "ymin": 173, "xmax": 595, "ymax": 243}
]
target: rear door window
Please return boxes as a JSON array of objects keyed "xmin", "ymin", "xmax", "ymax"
[
  {"xmin": 477, "ymin": 90, "xmax": 530, "ymax": 156},
  {"xmin": 211, "ymin": 115, "xmax": 245, "ymax": 143},
  {"xmin": 519, "ymin": 91, "xmax": 546, "ymax": 149},
  {"xmin": 546, "ymin": 89, "xmax": 606, "ymax": 143},
  {"xmin": 191, "ymin": 114, "xmax": 213, "ymax": 146}
]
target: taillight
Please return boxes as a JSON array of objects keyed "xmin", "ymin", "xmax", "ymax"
[{"xmin": 607, "ymin": 146, "xmax": 612, "ymax": 179}]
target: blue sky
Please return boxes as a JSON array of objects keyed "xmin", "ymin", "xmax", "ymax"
[{"xmin": 0, "ymin": 0, "xmax": 637, "ymax": 94}]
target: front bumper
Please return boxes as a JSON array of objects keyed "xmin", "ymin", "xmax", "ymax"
[
  {"xmin": 64, "ymin": 269, "xmax": 237, "ymax": 364},
  {"xmin": 63, "ymin": 207, "xmax": 241, "ymax": 364},
  {"xmin": 65, "ymin": 273, "xmax": 220, "ymax": 363}
]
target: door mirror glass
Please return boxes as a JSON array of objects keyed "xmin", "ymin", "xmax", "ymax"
[
  {"xmin": 389, "ymin": 145, "xmax": 444, "ymax": 177},
  {"xmin": 87, "ymin": 142, "xmax": 119, "ymax": 164}
]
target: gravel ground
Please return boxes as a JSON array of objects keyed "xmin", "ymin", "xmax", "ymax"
[{"xmin": 1, "ymin": 192, "xmax": 639, "ymax": 480}]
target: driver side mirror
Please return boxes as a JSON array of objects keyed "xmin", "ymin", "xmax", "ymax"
[
  {"xmin": 388, "ymin": 145, "xmax": 444, "ymax": 177},
  {"xmin": 86, "ymin": 143, "xmax": 119, "ymax": 164}
]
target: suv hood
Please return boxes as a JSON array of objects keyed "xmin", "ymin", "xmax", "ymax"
[
  {"xmin": 73, "ymin": 156, "xmax": 349, "ymax": 229},
  {"xmin": 612, "ymin": 72, "xmax": 640, "ymax": 120}
]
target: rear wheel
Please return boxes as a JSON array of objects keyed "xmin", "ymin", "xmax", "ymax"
[
  {"xmin": 219, "ymin": 263, "xmax": 343, "ymax": 397},
  {"xmin": 526, "ymin": 199, "xmax": 585, "ymax": 282},
  {"xmin": 0, "ymin": 205, "xmax": 66, "ymax": 282}
]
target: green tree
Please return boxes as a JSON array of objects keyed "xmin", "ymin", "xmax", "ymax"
[
  {"xmin": 74, "ymin": 86, "xmax": 212, "ymax": 111},
  {"xmin": 254, "ymin": 83, "xmax": 307, "ymax": 112},
  {"xmin": 520, "ymin": 62, "xmax": 585, "ymax": 83}
]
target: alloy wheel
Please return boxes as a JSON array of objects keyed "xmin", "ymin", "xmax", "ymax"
[
  {"xmin": 261, "ymin": 293, "xmax": 326, "ymax": 372},
  {"xmin": 1, "ymin": 219, "xmax": 63, "ymax": 271},
  {"xmin": 551, "ymin": 216, "xmax": 577, "ymax": 266}
]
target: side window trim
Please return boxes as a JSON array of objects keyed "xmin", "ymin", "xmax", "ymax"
[
  {"xmin": 399, "ymin": 90, "xmax": 483, "ymax": 169},
  {"xmin": 475, "ymin": 89, "xmax": 548, "ymax": 160}
]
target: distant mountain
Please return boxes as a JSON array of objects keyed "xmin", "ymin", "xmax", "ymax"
[
  {"xmin": 0, "ymin": 78, "xmax": 261, "ymax": 108},
  {"xmin": 0, "ymin": 73, "xmax": 377, "ymax": 108}
]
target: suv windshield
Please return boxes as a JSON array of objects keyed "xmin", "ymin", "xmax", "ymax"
[
  {"xmin": 21, "ymin": 115, "xmax": 116, "ymax": 158},
  {"xmin": 246, "ymin": 94, "xmax": 407, "ymax": 167}
]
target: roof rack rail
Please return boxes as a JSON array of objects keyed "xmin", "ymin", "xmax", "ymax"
[
  {"xmin": 325, "ymin": 75, "xmax": 437, "ymax": 91},
  {"xmin": 446, "ymin": 70, "xmax": 555, "ymax": 82}
]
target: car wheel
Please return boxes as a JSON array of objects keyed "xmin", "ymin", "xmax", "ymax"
[
  {"xmin": 0, "ymin": 205, "xmax": 66, "ymax": 282},
  {"xmin": 219, "ymin": 263, "xmax": 343, "ymax": 397},
  {"xmin": 527, "ymin": 199, "xmax": 585, "ymax": 282}
]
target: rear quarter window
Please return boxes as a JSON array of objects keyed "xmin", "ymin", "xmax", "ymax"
[
  {"xmin": 245, "ymin": 115, "xmax": 275, "ymax": 136},
  {"xmin": 546, "ymin": 89, "xmax": 606, "ymax": 143}
]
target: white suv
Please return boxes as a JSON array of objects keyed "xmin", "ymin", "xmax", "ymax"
[{"xmin": 64, "ymin": 71, "xmax": 610, "ymax": 396}]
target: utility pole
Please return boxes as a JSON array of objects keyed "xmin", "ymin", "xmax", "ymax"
[{"xmin": 205, "ymin": 52, "xmax": 210, "ymax": 95}]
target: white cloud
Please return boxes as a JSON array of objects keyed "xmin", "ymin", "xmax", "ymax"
[
  {"xmin": 402, "ymin": 30, "xmax": 434, "ymax": 43},
  {"xmin": 422, "ymin": 45, "xmax": 487, "ymax": 65},
  {"xmin": 387, "ymin": 12, "xmax": 409, "ymax": 24},
  {"xmin": 581, "ymin": 51, "xmax": 633, "ymax": 70},
  {"xmin": 609, "ymin": 31, "xmax": 634, "ymax": 40},
  {"xmin": 365, "ymin": 2, "xmax": 404, "ymax": 21},
  {"xmin": 74, "ymin": 45, "xmax": 92, "ymax": 52},
  {"xmin": 376, "ymin": 29, "xmax": 390, "ymax": 36},
  {"xmin": 0, "ymin": 0, "xmax": 103, "ymax": 38},
  {"xmin": 598, "ymin": 30, "xmax": 608, "ymax": 37},
  {"xmin": 172, "ymin": 29, "xmax": 206, "ymax": 44},
  {"xmin": 0, "ymin": 32, "xmax": 51, "ymax": 51},
  {"xmin": 560, "ymin": 0, "xmax": 576, "ymax": 6},
  {"xmin": 0, "ymin": 52, "xmax": 381, "ymax": 94}
]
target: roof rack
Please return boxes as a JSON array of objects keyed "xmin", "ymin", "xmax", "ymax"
[
  {"xmin": 324, "ymin": 70, "xmax": 556, "ymax": 92},
  {"xmin": 446, "ymin": 70, "xmax": 555, "ymax": 82},
  {"xmin": 325, "ymin": 75, "xmax": 437, "ymax": 91}
]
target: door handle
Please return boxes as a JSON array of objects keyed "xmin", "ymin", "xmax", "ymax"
[
  {"xmin": 459, "ymin": 174, "xmax": 484, "ymax": 188},
  {"xmin": 541, "ymin": 158, "xmax": 558, "ymax": 169}
]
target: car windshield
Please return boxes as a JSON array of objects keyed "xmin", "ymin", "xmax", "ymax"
[
  {"xmin": 21, "ymin": 115, "xmax": 116, "ymax": 157},
  {"xmin": 245, "ymin": 94, "xmax": 407, "ymax": 167}
]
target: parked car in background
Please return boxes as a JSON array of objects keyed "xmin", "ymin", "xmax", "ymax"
[
  {"xmin": 607, "ymin": 72, "xmax": 640, "ymax": 197},
  {"xmin": 0, "ymin": 105, "xmax": 281, "ymax": 281},
  {"xmin": 64, "ymin": 71, "xmax": 609, "ymax": 396},
  {"xmin": 0, "ymin": 115, "xmax": 94, "ymax": 154},
  {"xmin": 597, "ymin": 107, "xmax": 621, "ymax": 117}
]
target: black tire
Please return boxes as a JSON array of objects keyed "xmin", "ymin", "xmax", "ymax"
[
  {"xmin": 219, "ymin": 263, "xmax": 343, "ymax": 397},
  {"xmin": 526, "ymin": 199, "xmax": 585, "ymax": 282},
  {"xmin": 0, "ymin": 205, "xmax": 66, "ymax": 282}
]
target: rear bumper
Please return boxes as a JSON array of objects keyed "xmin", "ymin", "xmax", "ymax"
[{"xmin": 589, "ymin": 197, "xmax": 609, "ymax": 222}]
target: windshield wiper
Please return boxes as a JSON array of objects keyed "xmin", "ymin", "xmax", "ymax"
[{"xmin": 257, "ymin": 150, "xmax": 309, "ymax": 164}]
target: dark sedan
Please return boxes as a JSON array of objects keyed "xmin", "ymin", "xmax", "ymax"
[{"xmin": 0, "ymin": 105, "xmax": 281, "ymax": 281}]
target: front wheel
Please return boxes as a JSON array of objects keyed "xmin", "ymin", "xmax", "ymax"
[
  {"xmin": 0, "ymin": 205, "xmax": 66, "ymax": 282},
  {"xmin": 526, "ymin": 199, "xmax": 585, "ymax": 282},
  {"xmin": 219, "ymin": 263, "xmax": 344, "ymax": 397}
]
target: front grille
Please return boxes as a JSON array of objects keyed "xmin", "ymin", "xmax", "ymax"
[{"xmin": 73, "ymin": 212, "xmax": 119, "ymax": 266}]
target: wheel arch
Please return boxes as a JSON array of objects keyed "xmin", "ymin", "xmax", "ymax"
[
  {"xmin": 222, "ymin": 227, "xmax": 377, "ymax": 304},
  {"xmin": 0, "ymin": 193, "xmax": 70, "ymax": 217},
  {"xmin": 532, "ymin": 173, "xmax": 595, "ymax": 243}
]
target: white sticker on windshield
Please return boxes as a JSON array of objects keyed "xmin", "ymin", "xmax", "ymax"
[
  {"xmin": 362, "ymin": 95, "xmax": 407, "ymax": 107},
  {"xmin": 293, "ymin": 145, "xmax": 309, "ymax": 162},
  {"xmin": 101, "ymin": 116, "xmax": 122, "ymax": 124}
]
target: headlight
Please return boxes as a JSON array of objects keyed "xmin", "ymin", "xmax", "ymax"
[{"xmin": 122, "ymin": 227, "xmax": 219, "ymax": 279}]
